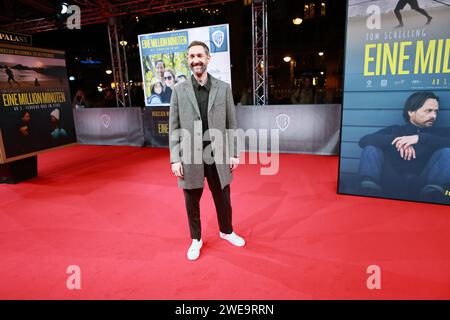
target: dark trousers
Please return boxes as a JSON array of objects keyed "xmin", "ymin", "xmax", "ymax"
[
  {"xmin": 358, "ymin": 146, "xmax": 450, "ymax": 197},
  {"xmin": 183, "ymin": 161, "xmax": 233, "ymax": 240},
  {"xmin": 394, "ymin": 0, "xmax": 431, "ymax": 25}
]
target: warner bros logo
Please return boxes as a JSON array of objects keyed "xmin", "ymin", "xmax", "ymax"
[
  {"xmin": 212, "ymin": 30, "xmax": 224, "ymax": 48},
  {"xmin": 276, "ymin": 114, "xmax": 290, "ymax": 132},
  {"xmin": 100, "ymin": 114, "xmax": 111, "ymax": 128}
]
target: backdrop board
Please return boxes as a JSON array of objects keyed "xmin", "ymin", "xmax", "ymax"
[
  {"xmin": 0, "ymin": 43, "xmax": 76, "ymax": 164},
  {"xmin": 137, "ymin": 24, "xmax": 231, "ymax": 107},
  {"xmin": 237, "ymin": 104, "xmax": 341, "ymax": 155},
  {"xmin": 74, "ymin": 108, "xmax": 145, "ymax": 147},
  {"xmin": 339, "ymin": 0, "xmax": 450, "ymax": 205},
  {"xmin": 142, "ymin": 104, "xmax": 342, "ymax": 155}
]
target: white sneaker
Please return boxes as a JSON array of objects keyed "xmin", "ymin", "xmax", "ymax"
[
  {"xmin": 187, "ymin": 239, "xmax": 203, "ymax": 261},
  {"xmin": 220, "ymin": 232, "xmax": 245, "ymax": 247}
]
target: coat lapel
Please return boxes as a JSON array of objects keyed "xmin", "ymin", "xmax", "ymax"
[
  {"xmin": 208, "ymin": 76, "xmax": 219, "ymax": 113},
  {"xmin": 184, "ymin": 78, "xmax": 201, "ymax": 118}
]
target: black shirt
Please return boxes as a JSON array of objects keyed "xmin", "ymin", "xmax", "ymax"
[
  {"xmin": 160, "ymin": 86, "xmax": 172, "ymax": 104},
  {"xmin": 192, "ymin": 74, "xmax": 212, "ymax": 141}
]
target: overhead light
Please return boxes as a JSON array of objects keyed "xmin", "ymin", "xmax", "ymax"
[
  {"xmin": 69, "ymin": 76, "xmax": 75, "ymax": 81},
  {"xmin": 318, "ymin": 52, "xmax": 324, "ymax": 56},
  {"xmin": 60, "ymin": 2, "xmax": 69, "ymax": 14},
  {"xmin": 119, "ymin": 40, "xmax": 127, "ymax": 46},
  {"xmin": 292, "ymin": 17, "xmax": 303, "ymax": 25},
  {"xmin": 320, "ymin": 71, "xmax": 324, "ymax": 75},
  {"xmin": 106, "ymin": 69, "xmax": 112, "ymax": 75},
  {"xmin": 283, "ymin": 56, "xmax": 292, "ymax": 63}
]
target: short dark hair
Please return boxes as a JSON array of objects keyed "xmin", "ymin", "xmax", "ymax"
[
  {"xmin": 187, "ymin": 41, "xmax": 210, "ymax": 56},
  {"xmin": 403, "ymin": 91, "xmax": 439, "ymax": 122}
]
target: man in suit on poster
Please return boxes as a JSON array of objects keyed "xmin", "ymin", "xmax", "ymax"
[{"xmin": 169, "ymin": 41, "xmax": 245, "ymax": 261}]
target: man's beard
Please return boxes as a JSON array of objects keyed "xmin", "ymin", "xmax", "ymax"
[{"xmin": 190, "ymin": 63, "xmax": 207, "ymax": 76}]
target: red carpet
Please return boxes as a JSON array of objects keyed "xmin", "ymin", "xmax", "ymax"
[{"xmin": 0, "ymin": 144, "xmax": 449, "ymax": 299}]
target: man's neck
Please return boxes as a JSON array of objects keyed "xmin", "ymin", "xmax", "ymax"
[
  {"xmin": 408, "ymin": 120, "xmax": 420, "ymax": 127},
  {"xmin": 193, "ymin": 72, "xmax": 208, "ymax": 85},
  {"xmin": 407, "ymin": 122, "xmax": 419, "ymax": 129},
  {"xmin": 408, "ymin": 121, "xmax": 430, "ymax": 129}
]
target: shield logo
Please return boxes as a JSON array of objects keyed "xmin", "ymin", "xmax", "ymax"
[
  {"xmin": 212, "ymin": 30, "xmax": 224, "ymax": 49},
  {"xmin": 276, "ymin": 113, "xmax": 290, "ymax": 132},
  {"xmin": 100, "ymin": 114, "xmax": 111, "ymax": 128}
]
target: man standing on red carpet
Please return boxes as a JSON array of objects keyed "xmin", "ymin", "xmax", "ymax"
[{"xmin": 169, "ymin": 40, "xmax": 245, "ymax": 261}]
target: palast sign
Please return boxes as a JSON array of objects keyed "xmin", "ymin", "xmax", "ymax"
[{"xmin": 0, "ymin": 31, "xmax": 32, "ymax": 46}]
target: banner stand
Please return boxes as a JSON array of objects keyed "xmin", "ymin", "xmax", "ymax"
[{"xmin": 0, "ymin": 156, "xmax": 37, "ymax": 184}]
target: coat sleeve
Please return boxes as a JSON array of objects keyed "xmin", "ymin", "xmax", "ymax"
[
  {"xmin": 169, "ymin": 86, "xmax": 181, "ymax": 163},
  {"xmin": 225, "ymin": 84, "xmax": 239, "ymax": 158}
]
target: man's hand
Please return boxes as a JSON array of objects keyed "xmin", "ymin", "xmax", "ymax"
[
  {"xmin": 392, "ymin": 135, "xmax": 419, "ymax": 150},
  {"xmin": 230, "ymin": 157, "xmax": 239, "ymax": 171},
  {"xmin": 171, "ymin": 162, "xmax": 183, "ymax": 179},
  {"xmin": 399, "ymin": 145, "xmax": 416, "ymax": 161}
]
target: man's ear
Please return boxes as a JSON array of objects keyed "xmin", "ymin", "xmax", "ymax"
[{"xmin": 408, "ymin": 110, "xmax": 414, "ymax": 119}]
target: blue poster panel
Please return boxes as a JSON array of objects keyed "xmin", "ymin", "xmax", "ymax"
[{"xmin": 339, "ymin": 0, "xmax": 450, "ymax": 205}]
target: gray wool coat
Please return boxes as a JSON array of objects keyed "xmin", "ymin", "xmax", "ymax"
[{"xmin": 169, "ymin": 74, "xmax": 239, "ymax": 190}]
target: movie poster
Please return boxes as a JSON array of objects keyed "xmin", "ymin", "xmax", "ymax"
[
  {"xmin": 0, "ymin": 44, "xmax": 76, "ymax": 163},
  {"xmin": 138, "ymin": 24, "xmax": 231, "ymax": 107},
  {"xmin": 143, "ymin": 107, "xmax": 170, "ymax": 147},
  {"xmin": 338, "ymin": 0, "xmax": 450, "ymax": 205}
]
